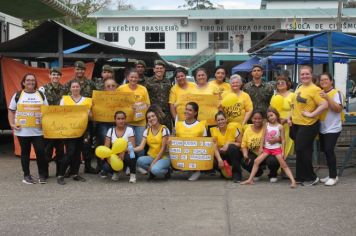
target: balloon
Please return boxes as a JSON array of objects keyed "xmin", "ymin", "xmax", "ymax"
[
  {"xmin": 111, "ymin": 138, "xmax": 128, "ymax": 154},
  {"xmin": 110, "ymin": 154, "xmax": 124, "ymax": 171},
  {"xmin": 221, "ymin": 160, "xmax": 232, "ymax": 179},
  {"xmin": 222, "ymin": 93, "xmax": 239, "ymax": 107},
  {"xmin": 270, "ymin": 95, "xmax": 284, "ymax": 113},
  {"xmin": 95, "ymin": 146, "xmax": 112, "ymax": 159}
]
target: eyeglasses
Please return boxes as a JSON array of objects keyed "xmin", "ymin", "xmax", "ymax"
[{"xmin": 276, "ymin": 81, "xmax": 286, "ymax": 85}]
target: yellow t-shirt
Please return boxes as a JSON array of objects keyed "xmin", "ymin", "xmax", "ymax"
[
  {"xmin": 209, "ymin": 80, "xmax": 231, "ymax": 95},
  {"xmin": 169, "ymin": 82, "xmax": 196, "ymax": 104},
  {"xmin": 144, "ymin": 125, "xmax": 169, "ymax": 159},
  {"xmin": 191, "ymin": 83, "xmax": 220, "ymax": 95},
  {"xmin": 291, "ymin": 84, "xmax": 324, "ymax": 125},
  {"xmin": 210, "ymin": 122, "xmax": 241, "ymax": 148},
  {"xmin": 241, "ymin": 124, "xmax": 263, "ymax": 155},
  {"xmin": 270, "ymin": 92, "xmax": 295, "ymax": 119},
  {"xmin": 61, "ymin": 95, "xmax": 92, "ymax": 110},
  {"xmin": 175, "ymin": 120, "xmax": 206, "ymax": 138},
  {"xmin": 117, "ymin": 84, "xmax": 150, "ymax": 126},
  {"xmin": 221, "ymin": 91, "xmax": 253, "ymax": 125}
]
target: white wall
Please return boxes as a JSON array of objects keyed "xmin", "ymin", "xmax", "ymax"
[
  {"xmin": 267, "ymin": 1, "xmax": 337, "ymax": 9},
  {"xmin": 0, "ymin": 12, "xmax": 25, "ymax": 40}
]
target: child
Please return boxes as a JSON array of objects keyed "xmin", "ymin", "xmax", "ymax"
[{"xmin": 241, "ymin": 107, "xmax": 296, "ymax": 188}]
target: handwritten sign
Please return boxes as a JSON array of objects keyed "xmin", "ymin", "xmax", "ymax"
[
  {"xmin": 176, "ymin": 94, "xmax": 219, "ymax": 126},
  {"xmin": 168, "ymin": 137, "xmax": 215, "ymax": 171},
  {"xmin": 41, "ymin": 105, "xmax": 88, "ymax": 139},
  {"xmin": 92, "ymin": 91, "xmax": 136, "ymax": 122}
]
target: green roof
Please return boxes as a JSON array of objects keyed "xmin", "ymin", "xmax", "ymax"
[{"xmin": 89, "ymin": 8, "xmax": 356, "ymax": 19}]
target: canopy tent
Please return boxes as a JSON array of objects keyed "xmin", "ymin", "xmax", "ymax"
[{"xmin": 231, "ymin": 56, "xmax": 261, "ymax": 74}]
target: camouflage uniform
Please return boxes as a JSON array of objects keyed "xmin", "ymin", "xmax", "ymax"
[
  {"xmin": 39, "ymin": 83, "xmax": 64, "ymax": 105},
  {"xmin": 92, "ymin": 77, "xmax": 105, "ymax": 91},
  {"xmin": 138, "ymin": 75, "xmax": 149, "ymax": 86},
  {"xmin": 146, "ymin": 75, "xmax": 173, "ymax": 131},
  {"xmin": 64, "ymin": 77, "xmax": 96, "ymax": 98},
  {"xmin": 243, "ymin": 80, "xmax": 274, "ymax": 116}
]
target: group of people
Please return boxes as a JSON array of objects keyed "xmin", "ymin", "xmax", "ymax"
[{"xmin": 8, "ymin": 60, "xmax": 344, "ymax": 187}]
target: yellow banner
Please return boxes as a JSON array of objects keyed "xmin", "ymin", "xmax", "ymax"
[
  {"xmin": 41, "ymin": 105, "xmax": 88, "ymax": 139},
  {"xmin": 92, "ymin": 91, "xmax": 136, "ymax": 122},
  {"xmin": 16, "ymin": 104, "xmax": 42, "ymax": 128},
  {"xmin": 176, "ymin": 94, "xmax": 219, "ymax": 126},
  {"xmin": 168, "ymin": 137, "xmax": 215, "ymax": 171}
]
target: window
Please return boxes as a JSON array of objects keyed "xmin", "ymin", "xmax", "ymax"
[
  {"xmin": 99, "ymin": 32, "xmax": 119, "ymax": 42},
  {"xmin": 251, "ymin": 32, "xmax": 266, "ymax": 47},
  {"xmin": 208, "ymin": 32, "xmax": 229, "ymax": 49},
  {"xmin": 145, "ymin": 32, "xmax": 165, "ymax": 49},
  {"xmin": 177, "ymin": 32, "xmax": 197, "ymax": 49}
]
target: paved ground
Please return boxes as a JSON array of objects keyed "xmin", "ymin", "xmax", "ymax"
[{"xmin": 0, "ymin": 134, "xmax": 356, "ymax": 236}]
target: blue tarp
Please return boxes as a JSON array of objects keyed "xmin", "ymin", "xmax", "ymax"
[{"xmin": 231, "ymin": 56, "xmax": 261, "ymax": 74}]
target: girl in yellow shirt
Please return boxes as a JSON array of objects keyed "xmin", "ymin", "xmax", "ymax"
[
  {"xmin": 135, "ymin": 105, "xmax": 171, "ymax": 180},
  {"xmin": 209, "ymin": 66, "xmax": 231, "ymax": 96},
  {"xmin": 210, "ymin": 111, "xmax": 242, "ymax": 182}
]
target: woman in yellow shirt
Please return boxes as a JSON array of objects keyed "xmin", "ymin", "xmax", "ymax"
[
  {"xmin": 210, "ymin": 111, "xmax": 242, "ymax": 182},
  {"xmin": 270, "ymin": 75, "xmax": 294, "ymax": 157},
  {"xmin": 135, "ymin": 105, "xmax": 171, "ymax": 180},
  {"xmin": 240, "ymin": 110, "xmax": 281, "ymax": 182},
  {"xmin": 175, "ymin": 102, "xmax": 223, "ymax": 181},
  {"xmin": 289, "ymin": 65, "xmax": 328, "ymax": 186},
  {"xmin": 57, "ymin": 80, "xmax": 92, "ymax": 185},
  {"xmin": 117, "ymin": 69, "xmax": 150, "ymax": 156},
  {"xmin": 209, "ymin": 66, "xmax": 231, "ymax": 96},
  {"xmin": 192, "ymin": 68, "xmax": 219, "ymax": 95}
]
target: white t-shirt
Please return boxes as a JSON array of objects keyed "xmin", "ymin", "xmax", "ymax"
[
  {"xmin": 106, "ymin": 126, "xmax": 135, "ymax": 144},
  {"xmin": 182, "ymin": 120, "xmax": 208, "ymax": 137},
  {"xmin": 320, "ymin": 91, "xmax": 343, "ymax": 134},
  {"xmin": 8, "ymin": 91, "xmax": 48, "ymax": 137}
]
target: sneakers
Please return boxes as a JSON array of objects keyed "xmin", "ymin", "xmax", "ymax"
[
  {"xmin": 99, "ymin": 170, "xmax": 108, "ymax": 179},
  {"xmin": 111, "ymin": 173, "xmax": 119, "ymax": 181},
  {"xmin": 302, "ymin": 177, "xmax": 319, "ymax": 186},
  {"xmin": 57, "ymin": 176, "xmax": 66, "ymax": 185},
  {"xmin": 22, "ymin": 175, "xmax": 36, "ymax": 184},
  {"xmin": 125, "ymin": 167, "xmax": 130, "ymax": 176},
  {"xmin": 270, "ymin": 177, "xmax": 278, "ymax": 183},
  {"xmin": 72, "ymin": 175, "xmax": 86, "ymax": 182},
  {"xmin": 129, "ymin": 174, "xmax": 136, "ymax": 183},
  {"xmin": 38, "ymin": 176, "xmax": 47, "ymax": 184},
  {"xmin": 137, "ymin": 167, "xmax": 148, "ymax": 175},
  {"xmin": 325, "ymin": 177, "xmax": 338, "ymax": 186},
  {"xmin": 188, "ymin": 171, "xmax": 201, "ymax": 181}
]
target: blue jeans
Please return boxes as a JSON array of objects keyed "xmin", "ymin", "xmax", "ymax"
[
  {"xmin": 137, "ymin": 156, "xmax": 171, "ymax": 177},
  {"xmin": 96, "ymin": 122, "xmax": 113, "ymax": 146},
  {"xmin": 131, "ymin": 125, "xmax": 146, "ymax": 156}
]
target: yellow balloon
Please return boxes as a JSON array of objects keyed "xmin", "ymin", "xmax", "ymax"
[
  {"xmin": 270, "ymin": 95, "xmax": 284, "ymax": 113},
  {"xmin": 111, "ymin": 138, "xmax": 128, "ymax": 154},
  {"xmin": 110, "ymin": 154, "xmax": 124, "ymax": 171},
  {"xmin": 95, "ymin": 145, "xmax": 112, "ymax": 159},
  {"xmin": 222, "ymin": 93, "xmax": 239, "ymax": 107}
]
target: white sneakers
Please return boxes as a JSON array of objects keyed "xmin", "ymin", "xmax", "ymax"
[
  {"xmin": 269, "ymin": 177, "xmax": 278, "ymax": 183},
  {"xmin": 129, "ymin": 174, "xmax": 136, "ymax": 183},
  {"xmin": 111, "ymin": 173, "xmax": 119, "ymax": 181},
  {"xmin": 137, "ymin": 167, "xmax": 148, "ymax": 175},
  {"xmin": 188, "ymin": 171, "xmax": 201, "ymax": 181},
  {"xmin": 321, "ymin": 176, "xmax": 338, "ymax": 186}
]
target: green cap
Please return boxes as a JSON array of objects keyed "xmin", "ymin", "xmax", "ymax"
[
  {"xmin": 251, "ymin": 64, "xmax": 263, "ymax": 71},
  {"xmin": 154, "ymin": 60, "xmax": 166, "ymax": 67},
  {"xmin": 102, "ymin": 64, "xmax": 114, "ymax": 73},
  {"xmin": 50, "ymin": 67, "xmax": 62, "ymax": 75},
  {"xmin": 136, "ymin": 60, "xmax": 146, "ymax": 67},
  {"xmin": 74, "ymin": 61, "xmax": 86, "ymax": 69}
]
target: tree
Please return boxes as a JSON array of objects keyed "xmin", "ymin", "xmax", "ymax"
[
  {"xmin": 179, "ymin": 0, "xmax": 216, "ymax": 10},
  {"xmin": 117, "ymin": 0, "xmax": 135, "ymax": 10}
]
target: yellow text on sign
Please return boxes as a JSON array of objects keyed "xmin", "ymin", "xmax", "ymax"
[
  {"xmin": 92, "ymin": 91, "xmax": 136, "ymax": 122},
  {"xmin": 41, "ymin": 105, "xmax": 88, "ymax": 139},
  {"xmin": 16, "ymin": 104, "xmax": 42, "ymax": 128},
  {"xmin": 176, "ymin": 94, "xmax": 219, "ymax": 126},
  {"xmin": 168, "ymin": 137, "xmax": 215, "ymax": 171}
]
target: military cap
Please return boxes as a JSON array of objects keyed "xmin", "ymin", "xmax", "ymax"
[
  {"xmin": 136, "ymin": 60, "xmax": 146, "ymax": 67},
  {"xmin": 251, "ymin": 64, "xmax": 263, "ymax": 71},
  {"xmin": 74, "ymin": 61, "xmax": 86, "ymax": 69},
  {"xmin": 154, "ymin": 60, "xmax": 166, "ymax": 67},
  {"xmin": 102, "ymin": 64, "xmax": 114, "ymax": 73},
  {"xmin": 50, "ymin": 67, "xmax": 62, "ymax": 75}
]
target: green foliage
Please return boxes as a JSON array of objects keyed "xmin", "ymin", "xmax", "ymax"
[{"xmin": 179, "ymin": 0, "xmax": 216, "ymax": 10}]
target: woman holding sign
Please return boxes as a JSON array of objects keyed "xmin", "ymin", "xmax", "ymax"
[
  {"xmin": 57, "ymin": 81, "xmax": 92, "ymax": 185},
  {"xmin": 221, "ymin": 74, "xmax": 253, "ymax": 126},
  {"xmin": 210, "ymin": 111, "xmax": 243, "ymax": 182},
  {"xmin": 8, "ymin": 73, "xmax": 48, "ymax": 184},
  {"xmin": 117, "ymin": 69, "xmax": 150, "ymax": 157},
  {"xmin": 102, "ymin": 111, "xmax": 137, "ymax": 183},
  {"xmin": 175, "ymin": 102, "xmax": 223, "ymax": 181},
  {"xmin": 209, "ymin": 66, "xmax": 231, "ymax": 95},
  {"xmin": 136, "ymin": 105, "xmax": 171, "ymax": 180}
]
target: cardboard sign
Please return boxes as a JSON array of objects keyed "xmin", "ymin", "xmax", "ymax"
[
  {"xmin": 176, "ymin": 94, "xmax": 219, "ymax": 126},
  {"xmin": 16, "ymin": 104, "xmax": 42, "ymax": 128},
  {"xmin": 92, "ymin": 91, "xmax": 136, "ymax": 122},
  {"xmin": 41, "ymin": 105, "xmax": 88, "ymax": 139},
  {"xmin": 168, "ymin": 137, "xmax": 215, "ymax": 171}
]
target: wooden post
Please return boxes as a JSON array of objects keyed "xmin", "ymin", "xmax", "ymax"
[{"xmin": 58, "ymin": 27, "xmax": 63, "ymax": 68}]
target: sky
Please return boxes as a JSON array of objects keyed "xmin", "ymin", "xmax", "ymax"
[{"xmin": 125, "ymin": 0, "xmax": 261, "ymax": 10}]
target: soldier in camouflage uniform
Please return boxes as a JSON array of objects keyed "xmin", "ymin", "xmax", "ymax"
[
  {"xmin": 64, "ymin": 61, "xmax": 98, "ymax": 174},
  {"xmin": 38, "ymin": 67, "xmax": 65, "ymax": 178},
  {"xmin": 136, "ymin": 60, "xmax": 149, "ymax": 86},
  {"xmin": 145, "ymin": 60, "xmax": 173, "ymax": 131},
  {"xmin": 243, "ymin": 64, "xmax": 274, "ymax": 117},
  {"xmin": 92, "ymin": 64, "xmax": 114, "ymax": 90}
]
